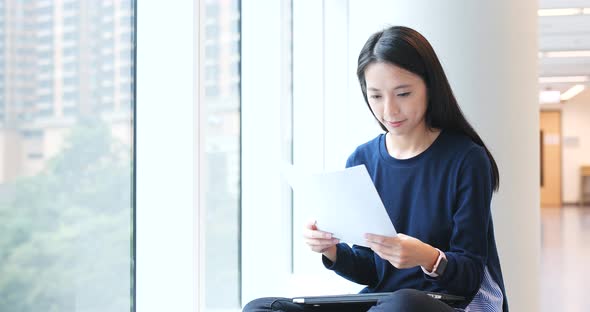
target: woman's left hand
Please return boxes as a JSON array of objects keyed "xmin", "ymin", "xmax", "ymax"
[{"xmin": 364, "ymin": 233, "xmax": 439, "ymax": 270}]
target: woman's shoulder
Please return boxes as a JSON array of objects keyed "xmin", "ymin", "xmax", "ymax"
[
  {"xmin": 440, "ymin": 130, "xmax": 485, "ymax": 155},
  {"xmin": 441, "ymin": 130, "xmax": 490, "ymax": 170},
  {"xmin": 346, "ymin": 133, "xmax": 384, "ymax": 167}
]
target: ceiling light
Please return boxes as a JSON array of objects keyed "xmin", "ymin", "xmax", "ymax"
[
  {"xmin": 539, "ymin": 76, "xmax": 589, "ymax": 83},
  {"xmin": 560, "ymin": 84, "xmax": 586, "ymax": 101},
  {"xmin": 542, "ymin": 50, "xmax": 590, "ymax": 58},
  {"xmin": 538, "ymin": 8, "xmax": 583, "ymax": 16},
  {"xmin": 539, "ymin": 90, "xmax": 561, "ymax": 104},
  {"xmin": 584, "ymin": 8, "xmax": 590, "ymax": 14}
]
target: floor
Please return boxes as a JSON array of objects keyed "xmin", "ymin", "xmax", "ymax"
[{"xmin": 540, "ymin": 206, "xmax": 590, "ymax": 312}]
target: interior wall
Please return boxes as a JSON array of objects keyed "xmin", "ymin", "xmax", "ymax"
[{"xmin": 560, "ymin": 89, "xmax": 590, "ymax": 204}]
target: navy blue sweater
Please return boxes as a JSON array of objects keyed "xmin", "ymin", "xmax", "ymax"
[{"xmin": 322, "ymin": 130, "xmax": 508, "ymax": 311}]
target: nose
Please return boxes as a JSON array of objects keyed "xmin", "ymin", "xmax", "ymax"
[{"xmin": 383, "ymin": 97, "xmax": 400, "ymax": 119}]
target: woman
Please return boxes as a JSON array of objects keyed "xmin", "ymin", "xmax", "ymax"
[{"xmin": 244, "ymin": 26, "xmax": 508, "ymax": 312}]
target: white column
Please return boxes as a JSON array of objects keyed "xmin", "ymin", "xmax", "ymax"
[
  {"xmin": 136, "ymin": 1, "xmax": 197, "ymax": 311},
  {"xmin": 345, "ymin": 1, "xmax": 540, "ymax": 311},
  {"xmin": 241, "ymin": 0, "xmax": 295, "ymax": 304}
]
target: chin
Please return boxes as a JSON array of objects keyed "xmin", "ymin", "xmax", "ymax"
[{"xmin": 387, "ymin": 127, "xmax": 406, "ymax": 136}]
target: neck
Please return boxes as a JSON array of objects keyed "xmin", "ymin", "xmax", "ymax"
[{"xmin": 386, "ymin": 124, "xmax": 440, "ymax": 159}]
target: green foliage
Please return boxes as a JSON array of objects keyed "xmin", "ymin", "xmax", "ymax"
[{"xmin": 0, "ymin": 118, "xmax": 134, "ymax": 312}]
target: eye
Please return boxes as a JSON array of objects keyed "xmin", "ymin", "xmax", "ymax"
[
  {"xmin": 397, "ymin": 92, "xmax": 411, "ymax": 97},
  {"xmin": 369, "ymin": 95, "xmax": 382, "ymax": 99}
]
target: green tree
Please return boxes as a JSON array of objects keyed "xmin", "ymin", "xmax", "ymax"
[{"xmin": 0, "ymin": 118, "xmax": 133, "ymax": 312}]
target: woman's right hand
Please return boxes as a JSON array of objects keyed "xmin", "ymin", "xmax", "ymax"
[{"xmin": 303, "ymin": 220, "xmax": 340, "ymax": 262}]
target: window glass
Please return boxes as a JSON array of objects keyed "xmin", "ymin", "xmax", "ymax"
[
  {"xmin": 203, "ymin": 0, "xmax": 242, "ymax": 310},
  {"xmin": 0, "ymin": 1, "xmax": 136, "ymax": 311}
]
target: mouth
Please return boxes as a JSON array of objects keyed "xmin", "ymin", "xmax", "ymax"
[{"xmin": 386, "ymin": 120, "xmax": 406, "ymax": 128}]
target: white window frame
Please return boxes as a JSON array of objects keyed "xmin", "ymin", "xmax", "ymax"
[
  {"xmin": 241, "ymin": 0, "xmax": 294, "ymax": 305},
  {"xmin": 136, "ymin": 1, "xmax": 201, "ymax": 311}
]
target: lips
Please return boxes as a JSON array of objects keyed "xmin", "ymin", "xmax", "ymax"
[{"xmin": 386, "ymin": 120, "xmax": 406, "ymax": 128}]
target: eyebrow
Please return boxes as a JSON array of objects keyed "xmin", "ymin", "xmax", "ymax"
[{"xmin": 367, "ymin": 84, "xmax": 411, "ymax": 91}]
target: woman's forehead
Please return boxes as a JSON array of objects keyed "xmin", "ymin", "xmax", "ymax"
[{"xmin": 365, "ymin": 62, "xmax": 422, "ymax": 89}]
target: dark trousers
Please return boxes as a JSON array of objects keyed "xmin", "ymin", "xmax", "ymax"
[{"xmin": 243, "ymin": 289, "xmax": 456, "ymax": 312}]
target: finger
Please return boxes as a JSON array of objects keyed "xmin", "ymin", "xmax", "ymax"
[
  {"xmin": 372, "ymin": 249, "xmax": 402, "ymax": 268},
  {"xmin": 311, "ymin": 245, "xmax": 334, "ymax": 253},
  {"xmin": 318, "ymin": 246, "xmax": 333, "ymax": 253},
  {"xmin": 365, "ymin": 233, "xmax": 400, "ymax": 245},
  {"xmin": 302, "ymin": 227, "xmax": 319, "ymax": 238},
  {"xmin": 366, "ymin": 242, "xmax": 395, "ymax": 259},
  {"xmin": 306, "ymin": 240, "xmax": 339, "ymax": 252},
  {"xmin": 303, "ymin": 229, "xmax": 333, "ymax": 239},
  {"xmin": 366, "ymin": 238, "xmax": 387, "ymax": 247},
  {"xmin": 370, "ymin": 245, "xmax": 407, "ymax": 268},
  {"xmin": 305, "ymin": 237, "xmax": 337, "ymax": 244},
  {"xmin": 303, "ymin": 229, "xmax": 329, "ymax": 239},
  {"xmin": 305, "ymin": 238, "xmax": 340, "ymax": 247},
  {"xmin": 364, "ymin": 233, "xmax": 387, "ymax": 244},
  {"xmin": 308, "ymin": 243, "xmax": 338, "ymax": 253}
]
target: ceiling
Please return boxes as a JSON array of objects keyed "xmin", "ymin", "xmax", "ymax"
[{"xmin": 538, "ymin": 0, "xmax": 590, "ymax": 94}]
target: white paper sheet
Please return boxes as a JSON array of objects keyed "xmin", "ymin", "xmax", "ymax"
[{"xmin": 284, "ymin": 164, "xmax": 397, "ymax": 247}]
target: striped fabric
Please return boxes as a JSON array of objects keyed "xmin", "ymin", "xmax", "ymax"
[{"xmin": 455, "ymin": 266, "xmax": 503, "ymax": 312}]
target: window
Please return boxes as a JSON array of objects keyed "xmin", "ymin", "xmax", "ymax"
[
  {"xmin": 206, "ymin": 44, "xmax": 219, "ymax": 59},
  {"xmin": 232, "ymin": 41, "xmax": 240, "ymax": 55},
  {"xmin": 63, "ymin": 106, "xmax": 78, "ymax": 116},
  {"xmin": 205, "ymin": 24, "xmax": 220, "ymax": 39},
  {"xmin": 37, "ymin": 34, "xmax": 53, "ymax": 45},
  {"xmin": 120, "ymin": 15, "xmax": 134, "ymax": 27},
  {"xmin": 205, "ymin": 65, "xmax": 219, "ymax": 81},
  {"xmin": 27, "ymin": 152, "xmax": 44, "ymax": 159},
  {"xmin": 65, "ymin": 66, "xmax": 79, "ymax": 77},
  {"xmin": 36, "ymin": 5, "xmax": 53, "ymax": 16},
  {"xmin": 120, "ymin": 66, "xmax": 133, "ymax": 77},
  {"xmin": 231, "ymin": 61, "xmax": 240, "ymax": 77},
  {"xmin": 0, "ymin": 2, "xmax": 135, "ymax": 311},
  {"xmin": 62, "ymin": 91, "xmax": 78, "ymax": 101},
  {"xmin": 37, "ymin": 79, "xmax": 53, "ymax": 89},
  {"xmin": 63, "ymin": 31, "xmax": 78, "ymax": 41},
  {"xmin": 35, "ymin": 107, "xmax": 53, "ymax": 117},
  {"xmin": 202, "ymin": 0, "xmax": 242, "ymax": 310},
  {"xmin": 63, "ymin": 76, "xmax": 78, "ymax": 86},
  {"xmin": 37, "ymin": 20, "xmax": 53, "ymax": 30},
  {"xmin": 37, "ymin": 93, "xmax": 53, "ymax": 102},
  {"xmin": 119, "ymin": 31, "xmax": 133, "ymax": 43},
  {"xmin": 63, "ymin": 1, "xmax": 79, "ymax": 11},
  {"xmin": 37, "ymin": 50, "xmax": 53, "ymax": 60},
  {"xmin": 205, "ymin": 85, "xmax": 219, "ymax": 98},
  {"xmin": 206, "ymin": 2, "xmax": 220, "ymax": 17},
  {"xmin": 21, "ymin": 129, "xmax": 44, "ymax": 139},
  {"xmin": 63, "ymin": 15, "xmax": 77, "ymax": 27},
  {"xmin": 63, "ymin": 47, "xmax": 78, "ymax": 57},
  {"xmin": 120, "ymin": 49, "xmax": 132, "ymax": 60}
]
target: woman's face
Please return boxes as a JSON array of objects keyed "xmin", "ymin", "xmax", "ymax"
[{"xmin": 364, "ymin": 62, "xmax": 429, "ymax": 136}]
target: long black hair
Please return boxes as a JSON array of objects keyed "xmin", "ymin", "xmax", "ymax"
[{"xmin": 357, "ymin": 26, "xmax": 500, "ymax": 192}]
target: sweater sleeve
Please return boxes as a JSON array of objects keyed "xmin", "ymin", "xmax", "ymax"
[
  {"xmin": 322, "ymin": 243, "xmax": 378, "ymax": 287},
  {"xmin": 424, "ymin": 146, "xmax": 493, "ymax": 297}
]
